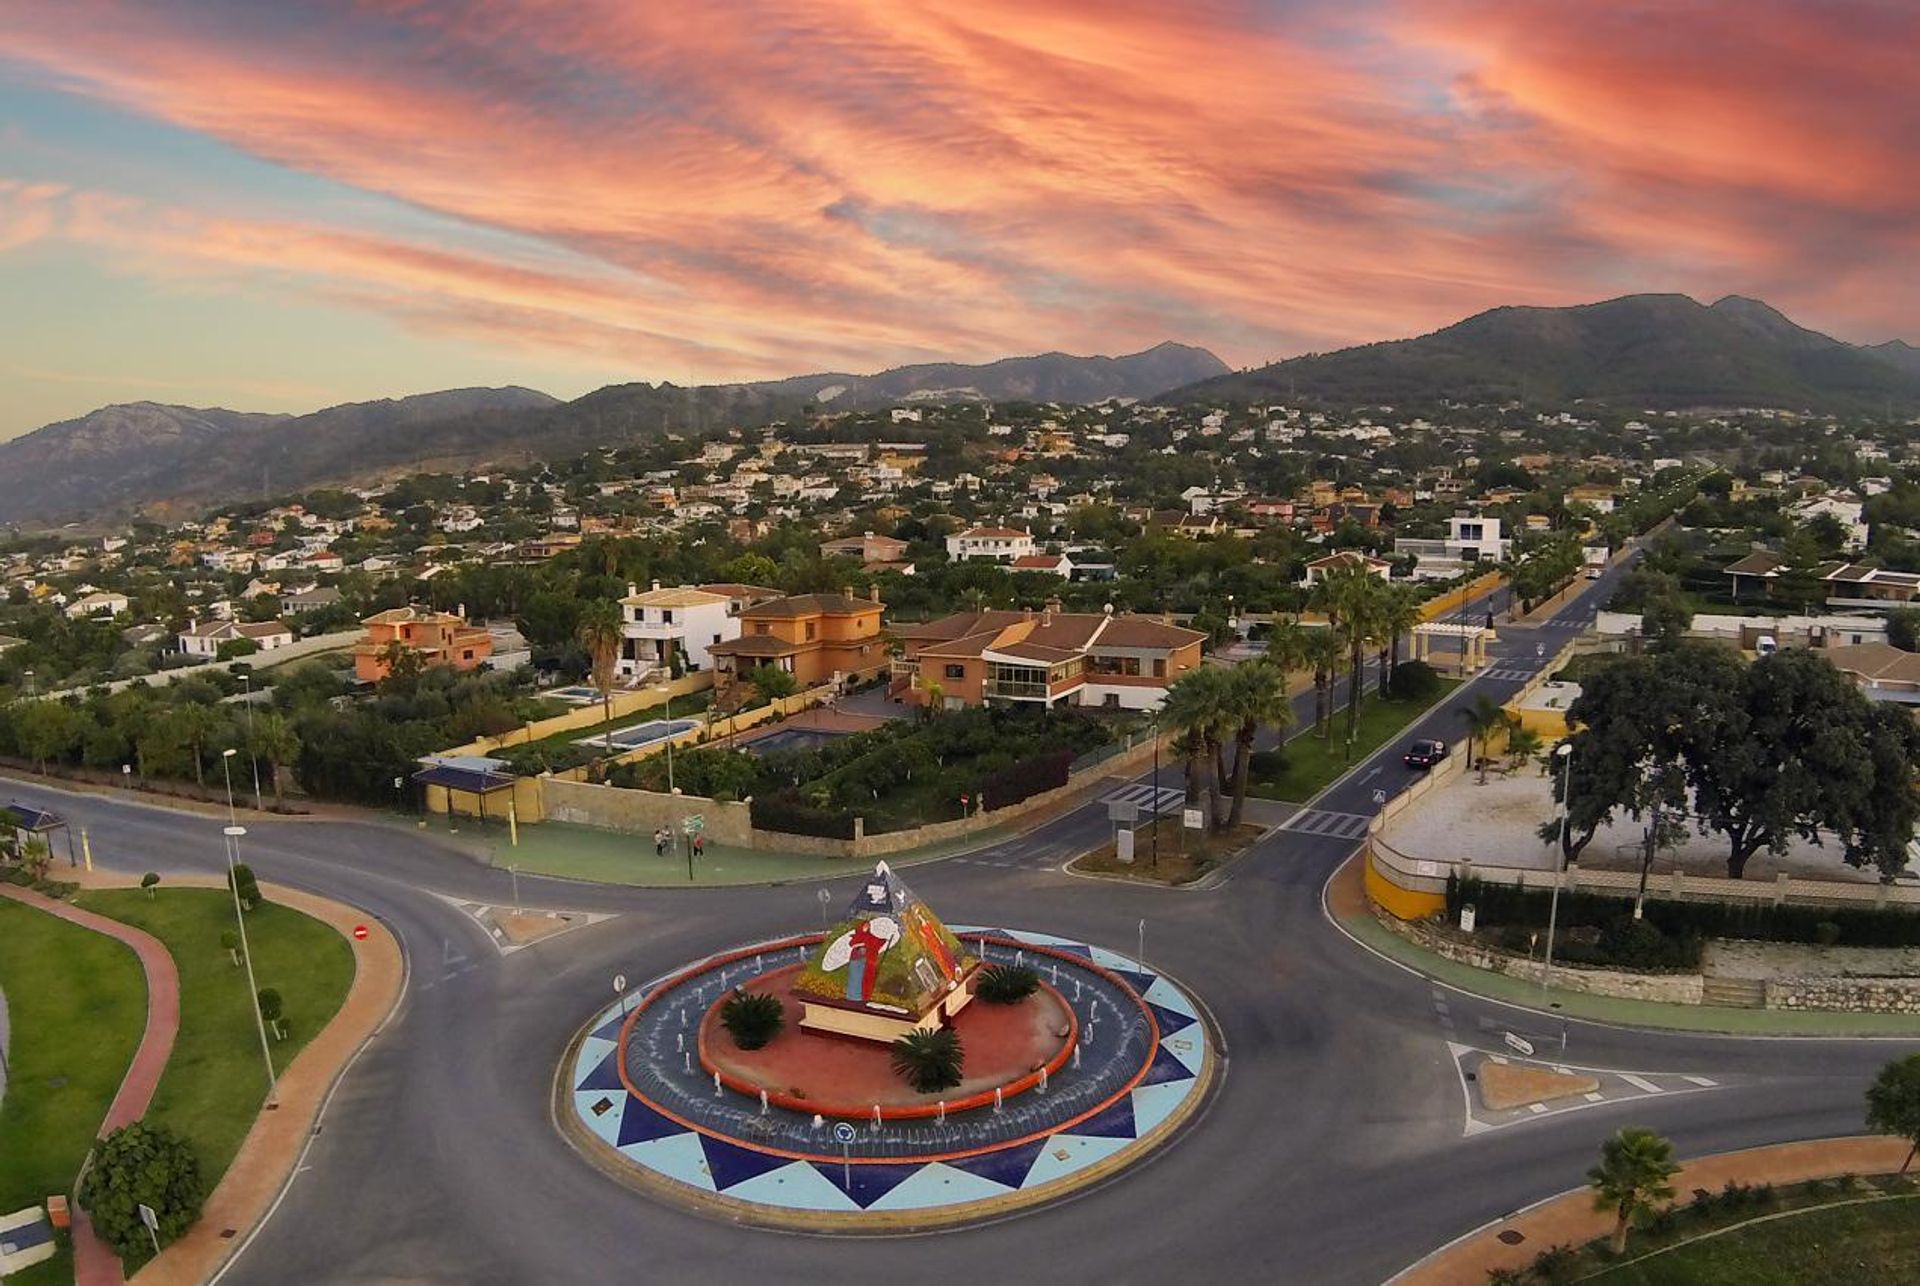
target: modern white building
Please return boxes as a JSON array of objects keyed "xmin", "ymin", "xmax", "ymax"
[
  {"xmin": 1393, "ymin": 514, "xmax": 1511, "ymax": 581},
  {"xmin": 178, "ymin": 618, "xmax": 293, "ymax": 658},
  {"xmin": 616, "ymin": 583, "xmax": 739, "ymax": 679},
  {"xmin": 946, "ymin": 526, "xmax": 1035, "ymax": 562}
]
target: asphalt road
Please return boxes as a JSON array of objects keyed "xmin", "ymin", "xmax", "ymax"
[{"xmin": 9, "ymin": 552, "xmax": 1915, "ymax": 1285}]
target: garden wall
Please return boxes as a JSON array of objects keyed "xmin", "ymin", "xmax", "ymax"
[
  {"xmin": 444, "ymin": 670, "xmax": 716, "ymax": 757},
  {"xmin": 1766, "ymin": 976, "xmax": 1920, "ymax": 1013},
  {"xmin": 540, "ymin": 779, "xmax": 755, "ymax": 848},
  {"xmin": 1375, "ymin": 911, "xmax": 1705, "ymax": 1004}
]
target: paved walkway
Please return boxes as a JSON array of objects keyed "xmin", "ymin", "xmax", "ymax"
[
  {"xmin": 60, "ymin": 873, "xmax": 408, "ymax": 1286},
  {"xmin": 0, "ymin": 885, "xmax": 180, "ymax": 1286},
  {"xmin": 1400, "ymin": 1135, "xmax": 1914, "ymax": 1284}
]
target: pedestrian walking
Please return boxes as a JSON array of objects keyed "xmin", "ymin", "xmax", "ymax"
[
  {"xmin": 654, "ymin": 827, "xmax": 667, "ymax": 857},
  {"xmin": 693, "ymin": 832, "xmax": 705, "ymax": 858}
]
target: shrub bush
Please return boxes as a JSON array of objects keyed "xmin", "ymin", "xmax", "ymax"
[
  {"xmin": 890, "ymin": 1028, "xmax": 964, "ymax": 1093},
  {"xmin": 982, "ymin": 748, "xmax": 1073, "ymax": 811},
  {"xmin": 78, "ymin": 1120, "xmax": 204, "ymax": 1260},
  {"xmin": 1248, "ymin": 748, "xmax": 1288, "ymax": 780},
  {"xmin": 1815, "ymin": 920, "xmax": 1842, "ymax": 946},
  {"xmin": 1388, "ymin": 659, "xmax": 1442, "ymax": 701},
  {"xmin": 749, "ymin": 791, "xmax": 857, "ymax": 839},
  {"xmin": 720, "ymin": 991, "xmax": 784, "ymax": 1050},
  {"xmin": 976, "ymin": 964, "xmax": 1040, "ymax": 1004},
  {"xmin": 227, "ymin": 862, "xmax": 261, "ymax": 911}
]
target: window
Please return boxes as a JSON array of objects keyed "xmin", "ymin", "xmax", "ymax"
[
  {"xmin": 756, "ymin": 623, "xmax": 771, "ymax": 635},
  {"xmin": 944, "ymin": 664, "xmax": 965, "ymax": 680},
  {"xmin": 1153, "ymin": 658, "xmax": 1166, "ymax": 678},
  {"xmin": 711, "ymin": 633, "xmax": 722, "ymax": 645},
  {"xmin": 1104, "ymin": 693, "xmax": 1121, "ymax": 708},
  {"xmin": 662, "ymin": 609, "xmax": 674, "ymax": 624},
  {"xmin": 805, "ymin": 622, "xmax": 817, "ymax": 641}
]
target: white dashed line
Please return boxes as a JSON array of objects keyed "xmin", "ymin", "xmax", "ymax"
[{"xmin": 1618, "ymin": 1073, "xmax": 1663, "ymax": 1094}]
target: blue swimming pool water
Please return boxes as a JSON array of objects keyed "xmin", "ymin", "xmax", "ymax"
[
  {"xmin": 574, "ymin": 718, "xmax": 699, "ymax": 749},
  {"xmin": 743, "ymin": 726, "xmax": 848, "ymax": 755}
]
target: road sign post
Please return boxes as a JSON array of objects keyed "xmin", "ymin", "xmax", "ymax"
[
  {"xmin": 834, "ymin": 1120, "xmax": 856, "ymax": 1190},
  {"xmin": 138, "ymin": 1202, "xmax": 160, "ymax": 1258},
  {"xmin": 614, "ymin": 972, "xmax": 630, "ymax": 1015}
]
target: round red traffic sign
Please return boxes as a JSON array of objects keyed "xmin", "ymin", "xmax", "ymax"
[{"xmin": 352, "ymin": 924, "xmax": 369, "ymax": 941}]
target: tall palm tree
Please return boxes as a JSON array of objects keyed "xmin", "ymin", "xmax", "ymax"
[
  {"xmin": 248, "ymin": 710, "xmax": 300, "ymax": 810},
  {"xmin": 1222, "ymin": 658, "xmax": 1292, "ymax": 829},
  {"xmin": 1311, "ymin": 563, "xmax": 1387, "ymax": 741},
  {"xmin": 172, "ymin": 702, "xmax": 221, "ymax": 790},
  {"xmin": 1459, "ymin": 693, "xmax": 1513, "ymax": 785},
  {"xmin": 1158, "ymin": 664, "xmax": 1234, "ymax": 829},
  {"xmin": 575, "ymin": 599, "xmax": 625, "ymax": 746},
  {"xmin": 1299, "ymin": 627, "xmax": 1344, "ymax": 740},
  {"xmin": 1587, "ymin": 1127, "xmax": 1680, "ymax": 1254},
  {"xmin": 1376, "ymin": 582, "xmax": 1422, "ymax": 688}
]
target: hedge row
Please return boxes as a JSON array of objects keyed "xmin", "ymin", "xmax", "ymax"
[
  {"xmin": 982, "ymin": 749, "xmax": 1073, "ymax": 812},
  {"xmin": 748, "ymin": 791, "xmax": 857, "ymax": 840},
  {"xmin": 1446, "ymin": 873, "xmax": 1920, "ymax": 948}
]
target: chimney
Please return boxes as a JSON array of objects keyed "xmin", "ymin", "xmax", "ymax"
[
  {"xmin": 627, "ymin": 582, "xmax": 637, "ymax": 598},
  {"xmin": 1045, "ymin": 594, "xmax": 1064, "ymax": 615},
  {"xmin": 457, "ymin": 603, "xmax": 467, "ymax": 621},
  {"xmin": 843, "ymin": 584, "xmax": 854, "ymax": 600},
  {"xmin": 1023, "ymin": 606, "xmax": 1033, "ymax": 622},
  {"xmin": 652, "ymin": 580, "xmax": 661, "ymax": 592},
  {"xmin": 869, "ymin": 585, "xmax": 882, "ymax": 605}
]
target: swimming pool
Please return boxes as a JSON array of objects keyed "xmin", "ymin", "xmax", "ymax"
[
  {"xmin": 742, "ymin": 726, "xmax": 848, "ymax": 755},
  {"xmin": 550, "ymin": 685, "xmax": 604, "ymax": 703},
  {"xmin": 574, "ymin": 718, "xmax": 700, "ymax": 750}
]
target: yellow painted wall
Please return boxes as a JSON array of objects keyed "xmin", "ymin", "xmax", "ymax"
[
  {"xmin": 1365, "ymin": 848, "xmax": 1447, "ymax": 920},
  {"xmin": 1418, "ymin": 571, "xmax": 1506, "ymax": 624}
]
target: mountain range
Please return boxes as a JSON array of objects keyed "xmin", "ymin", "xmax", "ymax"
[
  {"xmin": 1161, "ymin": 294, "xmax": 1920, "ymax": 413},
  {"xmin": 0, "ymin": 344, "xmax": 1226, "ymax": 525},
  {"xmin": 5, "ymin": 295, "xmax": 1918, "ymax": 526}
]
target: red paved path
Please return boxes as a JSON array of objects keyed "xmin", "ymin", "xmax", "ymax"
[
  {"xmin": 0, "ymin": 885, "xmax": 180, "ymax": 1286},
  {"xmin": 702, "ymin": 965, "xmax": 1069, "ymax": 1110}
]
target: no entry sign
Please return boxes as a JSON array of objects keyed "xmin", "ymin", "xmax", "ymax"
[{"xmin": 352, "ymin": 924, "xmax": 369, "ymax": 941}]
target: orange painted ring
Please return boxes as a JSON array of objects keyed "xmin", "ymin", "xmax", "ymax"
[{"xmin": 615, "ymin": 933, "xmax": 1161, "ymax": 1167}]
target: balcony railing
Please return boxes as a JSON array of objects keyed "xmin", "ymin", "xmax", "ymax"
[{"xmin": 985, "ymin": 678, "xmax": 1049, "ymax": 700}]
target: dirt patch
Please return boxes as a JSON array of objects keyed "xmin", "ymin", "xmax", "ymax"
[
  {"xmin": 1072, "ymin": 818, "xmax": 1265, "ymax": 887},
  {"xmin": 1476, "ymin": 1058, "xmax": 1598, "ymax": 1111},
  {"xmin": 495, "ymin": 911, "xmax": 579, "ymax": 945}
]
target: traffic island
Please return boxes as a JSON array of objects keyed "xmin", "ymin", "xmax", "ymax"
[
  {"xmin": 1069, "ymin": 818, "xmax": 1264, "ymax": 887},
  {"xmin": 557, "ymin": 863, "xmax": 1215, "ymax": 1230}
]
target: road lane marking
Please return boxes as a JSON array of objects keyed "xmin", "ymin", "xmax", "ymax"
[
  {"xmin": 1618, "ymin": 1073, "xmax": 1663, "ymax": 1093},
  {"xmin": 1682, "ymin": 1074, "xmax": 1718, "ymax": 1087}
]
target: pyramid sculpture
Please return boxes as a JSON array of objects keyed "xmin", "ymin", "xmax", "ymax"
[{"xmin": 794, "ymin": 861, "xmax": 980, "ymax": 1042}]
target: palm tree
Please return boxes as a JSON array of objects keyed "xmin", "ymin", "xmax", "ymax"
[
  {"xmin": 1222, "ymin": 658, "xmax": 1292, "ymax": 828},
  {"xmin": 172, "ymin": 702, "xmax": 221, "ymax": 791},
  {"xmin": 1459, "ymin": 694, "xmax": 1512, "ymax": 785},
  {"xmin": 1587, "ymin": 1127, "xmax": 1680, "ymax": 1254},
  {"xmin": 1504, "ymin": 724, "xmax": 1542, "ymax": 774},
  {"xmin": 891, "ymin": 1028, "xmax": 964, "ymax": 1093},
  {"xmin": 1311, "ymin": 564, "xmax": 1386, "ymax": 741},
  {"xmin": 248, "ymin": 710, "xmax": 300, "ymax": 809},
  {"xmin": 1299, "ymin": 627, "xmax": 1344, "ymax": 740},
  {"xmin": 1158, "ymin": 664, "xmax": 1234, "ymax": 828},
  {"xmin": 575, "ymin": 599, "xmax": 624, "ymax": 746},
  {"xmin": 1377, "ymin": 583, "xmax": 1422, "ymax": 687}
]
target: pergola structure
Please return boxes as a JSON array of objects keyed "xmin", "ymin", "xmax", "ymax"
[
  {"xmin": 1409, "ymin": 621, "xmax": 1492, "ymax": 673},
  {"xmin": 413, "ymin": 756, "xmax": 518, "ymax": 831},
  {"xmin": 2, "ymin": 802, "xmax": 78, "ymax": 867}
]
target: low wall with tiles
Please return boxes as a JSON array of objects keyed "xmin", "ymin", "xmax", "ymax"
[
  {"xmin": 1766, "ymin": 976, "xmax": 1920, "ymax": 1013},
  {"xmin": 1375, "ymin": 911, "xmax": 1705, "ymax": 1004}
]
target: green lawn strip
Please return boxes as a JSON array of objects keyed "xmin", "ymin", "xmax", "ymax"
[
  {"xmin": 0, "ymin": 900, "xmax": 146, "ymax": 1286},
  {"xmin": 462, "ymin": 817, "xmax": 1015, "ymax": 887},
  {"xmin": 1251, "ymin": 679, "xmax": 1461, "ymax": 804},
  {"xmin": 73, "ymin": 889, "xmax": 354, "ymax": 1198},
  {"xmin": 1586, "ymin": 1188, "xmax": 1920, "ymax": 1285},
  {"xmin": 1337, "ymin": 911, "xmax": 1920, "ymax": 1036}
]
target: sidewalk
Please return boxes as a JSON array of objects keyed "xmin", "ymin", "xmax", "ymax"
[
  {"xmin": 1400, "ymin": 1135, "xmax": 1914, "ymax": 1284},
  {"xmin": 0, "ymin": 885, "xmax": 180, "ymax": 1286}
]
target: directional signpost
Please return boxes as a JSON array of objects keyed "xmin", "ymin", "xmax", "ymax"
[
  {"xmin": 834, "ymin": 1120, "xmax": 857, "ymax": 1189},
  {"xmin": 1503, "ymin": 1031, "xmax": 1535, "ymax": 1057},
  {"xmin": 137, "ymin": 1202, "xmax": 160, "ymax": 1257}
]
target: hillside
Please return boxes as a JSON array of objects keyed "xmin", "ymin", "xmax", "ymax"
[
  {"xmin": 0, "ymin": 344, "xmax": 1223, "ymax": 524},
  {"xmin": 1160, "ymin": 295, "xmax": 1920, "ymax": 413}
]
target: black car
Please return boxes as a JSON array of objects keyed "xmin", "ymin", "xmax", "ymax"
[{"xmin": 1403, "ymin": 738, "xmax": 1448, "ymax": 770}]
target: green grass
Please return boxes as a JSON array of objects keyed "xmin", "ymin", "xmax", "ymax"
[
  {"xmin": 1588, "ymin": 1191, "xmax": 1920, "ymax": 1284},
  {"xmin": 0, "ymin": 900, "xmax": 147, "ymax": 1286},
  {"xmin": 511, "ymin": 692, "xmax": 713, "ymax": 759},
  {"xmin": 74, "ymin": 889, "xmax": 354, "ymax": 1192},
  {"xmin": 1250, "ymin": 679, "xmax": 1460, "ymax": 803}
]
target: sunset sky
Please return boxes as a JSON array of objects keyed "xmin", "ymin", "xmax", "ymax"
[{"xmin": 1, "ymin": 1, "xmax": 1914, "ymax": 437}]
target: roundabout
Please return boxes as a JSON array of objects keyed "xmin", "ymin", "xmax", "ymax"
[{"xmin": 560, "ymin": 866, "xmax": 1216, "ymax": 1229}]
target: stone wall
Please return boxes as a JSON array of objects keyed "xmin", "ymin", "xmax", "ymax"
[
  {"xmin": 1765, "ymin": 976, "xmax": 1920, "ymax": 1013},
  {"xmin": 540, "ymin": 779, "xmax": 755, "ymax": 848},
  {"xmin": 1376, "ymin": 911, "xmax": 1706, "ymax": 1004}
]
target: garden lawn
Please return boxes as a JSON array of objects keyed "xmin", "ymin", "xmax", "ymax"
[
  {"xmin": 1250, "ymin": 679, "xmax": 1458, "ymax": 803},
  {"xmin": 1589, "ymin": 1192, "xmax": 1920, "ymax": 1285},
  {"xmin": 1072, "ymin": 818, "xmax": 1265, "ymax": 886},
  {"xmin": 0, "ymin": 899, "xmax": 147, "ymax": 1286},
  {"xmin": 75, "ymin": 889, "xmax": 354, "ymax": 1190}
]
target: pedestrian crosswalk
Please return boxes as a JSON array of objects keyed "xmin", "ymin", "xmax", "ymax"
[
  {"xmin": 1278, "ymin": 808, "xmax": 1373, "ymax": 840},
  {"xmin": 1483, "ymin": 666, "xmax": 1536, "ymax": 682},
  {"xmin": 1099, "ymin": 783, "xmax": 1184, "ymax": 817}
]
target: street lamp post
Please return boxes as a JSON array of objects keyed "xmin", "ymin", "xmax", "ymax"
[
  {"xmin": 242, "ymin": 673, "xmax": 263, "ymax": 811},
  {"xmin": 219, "ymin": 750, "xmax": 278, "ymax": 1104},
  {"xmin": 654, "ymin": 685, "xmax": 682, "ymax": 872},
  {"xmin": 1540, "ymin": 741, "xmax": 1574, "ymax": 1003}
]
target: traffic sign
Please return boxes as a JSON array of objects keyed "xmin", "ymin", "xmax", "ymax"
[
  {"xmin": 1106, "ymin": 799, "xmax": 1140, "ymax": 825},
  {"xmin": 1371, "ymin": 788, "xmax": 1386, "ymax": 805},
  {"xmin": 1182, "ymin": 807, "xmax": 1204, "ymax": 831},
  {"xmin": 1503, "ymin": 1031, "xmax": 1535, "ymax": 1057},
  {"xmin": 352, "ymin": 924, "xmax": 369, "ymax": 941},
  {"xmin": 682, "ymin": 814, "xmax": 705, "ymax": 835},
  {"xmin": 832, "ymin": 1121, "xmax": 857, "ymax": 1144},
  {"xmin": 137, "ymin": 1204, "xmax": 158, "ymax": 1232},
  {"xmin": 613, "ymin": 974, "xmax": 628, "ymax": 994}
]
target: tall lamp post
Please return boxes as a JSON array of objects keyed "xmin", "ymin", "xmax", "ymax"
[
  {"xmin": 1539, "ymin": 741, "xmax": 1574, "ymax": 1003},
  {"xmin": 221, "ymin": 750, "xmax": 278, "ymax": 1104},
  {"xmin": 653, "ymin": 685, "xmax": 683, "ymax": 875},
  {"xmin": 241, "ymin": 672, "xmax": 263, "ymax": 811}
]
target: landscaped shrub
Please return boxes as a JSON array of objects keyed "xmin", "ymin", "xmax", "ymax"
[
  {"xmin": 1248, "ymin": 748, "xmax": 1288, "ymax": 780},
  {"xmin": 982, "ymin": 749, "xmax": 1073, "ymax": 811},
  {"xmin": 1388, "ymin": 659, "xmax": 1442, "ymax": 701},
  {"xmin": 1444, "ymin": 873, "xmax": 1920, "ymax": 950},
  {"xmin": 890, "ymin": 1028, "xmax": 964, "ymax": 1093},
  {"xmin": 720, "ymin": 991, "xmax": 785, "ymax": 1050},
  {"xmin": 227, "ymin": 862, "xmax": 261, "ymax": 911},
  {"xmin": 975, "ymin": 964, "xmax": 1040, "ymax": 1004},
  {"xmin": 1815, "ymin": 920, "xmax": 1842, "ymax": 946},
  {"xmin": 78, "ymin": 1120, "xmax": 204, "ymax": 1260},
  {"xmin": 749, "ymin": 791, "xmax": 857, "ymax": 839}
]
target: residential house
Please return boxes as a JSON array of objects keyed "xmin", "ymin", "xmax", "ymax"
[
  {"xmin": 892, "ymin": 605, "xmax": 1204, "ymax": 711},
  {"xmin": 1393, "ymin": 514, "xmax": 1510, "ymax": 580},
  {"xmin": 178, "ymin": 618, "xmax": 294, "ymax": 659},
  {"xmin": 64, "ymin": 590, "xmax": 129, "ymax": 620},
  {"xmin": 281, "ymin": 585, "xmax": 342, "ymax": 616},
  {"xmin": 707, "ymin": 591, "xmax": 886, "ymax": 690},
  {"xmin": 1301, "ymin": 551, "xmax": 1393, "ymax": 587},
  {"xmin": 946, "ymin": 526, "xmax": 1034, "ymax": 562},
  {"xmin": 351, "ymin": 606, "xmax": 494, "ymax": 682},
  {"xmin": 1817, "ymin": 643, "xmax": 1920, "ymax": 705},
  {"xmin": 1010, "ymin": 552, "xmax": 1075, "ymax": 578},
  {"xmin": 616, "ymin": 583, "xmax": 739, "ymax": 679},
  {"xmin": 820, "ymin": 532, "xmax": 911, "ymax": 567}
]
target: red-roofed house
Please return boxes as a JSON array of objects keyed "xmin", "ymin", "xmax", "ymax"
[
  {"xmin": 892, "ymin": 606, "xmax": 1204, "ymax": 711},
  {"xmin": 945, "ymin": 526, "xmax": 1034, "ymax": 562}
]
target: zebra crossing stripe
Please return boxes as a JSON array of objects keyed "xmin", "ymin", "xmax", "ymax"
[{"xmin": 1618, "ymin": 1073, "xmax": 1663, "ymax": 1094}]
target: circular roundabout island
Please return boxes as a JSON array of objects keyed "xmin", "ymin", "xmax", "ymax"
[{"xmin": 559, "ymin": 864, "xmax": 1216, "ymax": 1231}]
